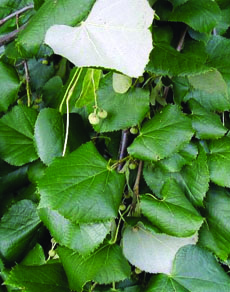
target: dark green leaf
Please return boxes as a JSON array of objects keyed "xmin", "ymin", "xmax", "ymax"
[
  {"xmin": 188, "ymin": 99, "xmax": 227, "ymax": 139},
  {"xmin": 5, "ymin": 263, "xmax": 70, "ymax": 292},
  {"xmin": 141, "ymin": 179, "xmax": 203, "ymax": 237},
  {"xmin": 0, "ymin": 62, "xmax": 20, "ymax": 112},
  {"xmin": 38, "ymin": 142, "xmax": 125, "ymax": 223},
  {"xmin": 17, "ymin": 0, "xmax": 96, "ymax": 56},
  {"xmin": 0, "ymin": 106, "xmax": 38, "ymax": 166},
  {"xmin": 199, "ymin": 187, "xmax": 230, "ymax": 260},
  {"xmin": 20, "ymin": 244, "xmax": 46, "ymax": 266},
  {"xmin": 169, "ymin": 0, "xmax": 220, "ymax": 33},
  {"xmin": 34, "ymin": 108, "xmax": 64, "ymax": 165},
  {"xmin": 39, "ymin": 208, "xmax": 111, "ymax": 256},
  {"xmin": 168, "ymin": 0, "xmax": 189, "ymax": 7},
  {"xmin": 128, "ymin": 105, "xmax": 194, "ymax": 161},
  {"xmin": 0, "ymin": 200, "xmax": 41, "ymax": 262},
  {"xmin": 58, "ymin": 245, "xmax": 131, "ymax": 292},
  {"xmin": 92, "ymin": 73, "xmax": 149, "ymax": 132},
  {"xmin": 208, "ymin": 137, "xmax": 230, "ymax": 187}
]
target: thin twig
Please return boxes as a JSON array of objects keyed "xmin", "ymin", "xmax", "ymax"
[
  {"xmin": 176, "ymin": 27, "xmax": 188, "ymax": 52},
  {"xmin": 117, "ymin": 129, "xmax": 130, "ymax": 171},
  {"xmin": 0, "ymin": 23, "xmax": 27, "ymax": 47},
  {"xmin": 0, "ymin": 5, "xmax": 34, "ymax": 26},
  {"xmin": 133, "ymin": 161, "xmax": 143, "ymax": 198},
  {"xmin": 24, "ymin": 60, "xmax": 31, "ymax": 107}
]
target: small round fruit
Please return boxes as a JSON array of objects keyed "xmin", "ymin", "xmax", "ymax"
[
  {"xmin": 119, "ymin": 204, "xmax": 126, "ymax": 211},
  {"xmin": 17, "ymin": 99, "xmax": 23, "ymax": 105},
  {"xmin": 129, "ymin": 162, "xmax": 137, "ymax": 170},
  {"xmin": 48, "ymin": 249, "xmax": 56, "ymax": 258},
  {"xmin": 135, "ymin": 267, "xmax": 142, "ymax": 274},
  {"xmin": 88, "ymin": 113, "xmax": 100, "ymax": 125},
  {"xmin": 97, "ymin": 109, "xmax": 108, "ymax": 119},
  {"xmin": 130, "ymin": 127, "xmax": 138, "ymax": 135},
  {"xmin": 42, "ymin": 59, "xmax": 49, "ymax": 65}
]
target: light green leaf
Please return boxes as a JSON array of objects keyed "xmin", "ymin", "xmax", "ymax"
[
  {"xmin": 17, "ymin": 0, "xmax": 96, "ymax": 56},
  {"xmin": 158, "ymin": 142, "xmax": 198, "ymax": 172},
  {"xmin": 45, "ymin": 0, "xmax": 154, "ymax": 78},
  {"xmin": 172, "ymin": 245, "xmax": 230, "ymax": 291},
  {"xmin": 141, "ymin": 180, "xmax": 203, "ymax": 237},
  {"xmin": 143, "ymin": 146, "xmax": 209, "ymax": 206},
  {"xmin": 76, "ymin": 69, "xmax": 102, "ymax": 108},
  {"xmin": 92, "ymin": 73, "xmax": 149, "ymax": 132},
  {"xmin": 0, "ymin": 200, "xmax": 41, "ymax": 262},
  {"xmin": 5, "ymin": 263, "xmax": 70, "ymax": 292},
  {"xmin": 128, "ymin": 105, "xmax": 194, "ymax": 161},
  {"xmin": 0, "ymin": 62, "xmax": 20, "ymax": 112},
  {"xmin": 39, "ymin": 208, "xmax": 111, "ymax": 256},
  {"xmin": 34, "ymin": 108, "xmax": 64, "ymax": 165},
  {"xmin": 0, "ymin": 106, "xmax": 38, "ymax": 166},
  {"xmin": 58, "ymin": 245, "xmax": 131, "ymax": 292},
  {"xmin": 184, "ymin": 70, "xmax": 230, "ymax": 111},
  {"xmin": 199, "ymin": 187, "xmax": 230, "ymax": 260},
  {"xmin": 169, "ymin": 0, "xmax": 220, "ymax": 33},
  {"xmin": 208, "ymin": 137, "xmax": 230, "ymax": 187},
  {"xmin": 38, "ymin": 142, "xmax": 125, "ymax": 223},
  {"xmin": 112, "ymin": 73, "xmax": 132, "ymax": 94},
  {"xmin": 146, "ymin": 42, "xmax": 209, "ymax": 77},
  {"xmin": 188, "ymin": 99, "xmax": 227, "ymax": 139},
  {"xmin": 21, "ymin": 244, "xmax": 46, "ymax": 266},
  {"xmin": 122, "ymin": 224, "xmax": 197, "ymax": 274}
]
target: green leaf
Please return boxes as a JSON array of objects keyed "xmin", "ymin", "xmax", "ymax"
[
  {"xmin": 199, "ymin": 187, "xmax": 230, "ymax": 260},
  {"xmin": 39, "ymin": 208, "xmax": 111, "ymax": 256},
  {"xmin": 112, "ymin": 73, "xmax": 132, "ymax": 94},
  {"xmin": 5, "ymin": 263, "xmax": 70, "ymax": 292},
  {"xmin": 38, "ymin": 142, "xmax": 125, "ymax": 223},
  {"xmin": 20, "ymin": 244, "xmax": 46, "ymax": 266},
  {"xmin": 0, "ymin": 106, "xmax": 38, "ymax": 166},
  {"xmin": 92, "ymin": 73, "xmax": 149, "ymax": 132},
  {"xmin": 146, "ymin": 42, "xmax": 209, "ymax": 77},
  {"xmin": 34, "ymin": 108, "xmax": 64, "ymax": 165},
  {"xmin": 168, "ymin": 0, "xmax": 189, "ymax": 7},
  {"xmin": 169, "ymin": 0, "xmax": 220, "ymax": 33},
  {"xmin": 141, "ymin": 180, "xmax": 203, "ymax": 237},
  {"xmin": 172, "ymin": 245, "xmax": 230, "ymax": 291},
  {"xmin": 184, "ymin": 70, "xmax": 230, "ymax": 111},
  {"xmin": 76, "ymin": 69, "xmax": 102, "ymax": 108},
  {"xmin": 0, "ymin": 62, "xmax": 20, "ymax": 112},
  {"xmin": 158, "ymin": 142, "xmax": 198, "ymax": 172},
  {"xmin": 17, "ymin": 0, "xmax": 96, "ymax": 56},
  {"xmin": 122, "ymin": 223, "xmax": 197, "ymax": 274},
  {"xmin": 208, "ymin": 137, "xmax": 230, "ymax": 187},
  {"xmin": 143, "ymin": 146, "xmax": 209, "ymax": 206},
  {"xmin": 188, "ymin": 99, "xmax": 227, "ymax": 139},
  {"xmin": 58, "ymin": 245, "xmax": 131, "ymax": 292},
  {"xmin": 45, "ymin": 0, "xmax": 154, "ymax": 78},
  {"xmin": 0, "ymin": 200, "xmax": 41, "ymax": 262},
  {"xmin": 128, "ymin": 105, "xmax": 194, "ymax": 161}
]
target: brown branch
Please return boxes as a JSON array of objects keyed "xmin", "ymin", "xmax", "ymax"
[
  {"xmin": 0, "ymin": 23, "xmax": 27, "ymax": 47},
  {"xmin": 133, "ymin": 161, "xmax": 143, "ymax": 198},
  {"xmin": 0, "ymin": 5, "xmax": 34, "ymax": 26},
  {"xmin": 117, "ymin": 129, "xmax": 130, "ymax": 171}
]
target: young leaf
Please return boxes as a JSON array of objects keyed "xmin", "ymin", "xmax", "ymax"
[
  {"xmin": 188, "ymin": 99, "xmax": 227, "ymax": 139},
  {"xmin": 122, "ymin": 224, "xmax": 197, "ymax": 274},
  {"xmin": 172, "ymin": 245, "xmax": 230, "ymax": 291},
  {"xmin": 0, "ymin": 62, "xmax": 20, "ymax": 112},
  {"xmin": 208, "ymin": 137, "xmax": 230, "ymax": 187},
  {"xmin": 5, "ymin": 263, "xmax": 70, "ymax": 292},
  {"xmin": 169, "ymin": 0, "xmax": 221, "ymax": 33},
  {"xmin": 199, "ymin": 187, "xmax": 230, "ymax": 260},
  {"xmin": 141, "ymin": 180, "xmax": 203, "ymax": 237},
  {"xmin": 112, "ymin": 73, "xmax": 132, "ymax": 94},
  {"xmin": 38, "ymin": 142, "xmax": 125, "ymax": 223},
  {"xmin": 17, "ymin": 0, "xmax": 96, "ymax": 56},
  {"xmin": 45, "ymin": 0, "xmax": 154, "ymax": 78},
  {"xmin": 92, "ymin": 73, "xmax": 149, "ymax": 132},
  {"xmin": 58, "ymin": 245, "xmax": 131, "ymax": 292},
  {"xmin": 0, "ymin": 106, "xmax": 38, "ymax": 166},
  {"xmin": 0, "ymin": 200, "xmax": 41, "ymax": 262},
  {"xmin": 34, "ymin": 108, "xmax": 64, "ymax": 165},
  {"xmin": 39, "ymin": 208, "xmax": 111, "ymax": 256},
  {"xmin": 128, "ymin": 105, "xmax": 194, "ymax": 161}
]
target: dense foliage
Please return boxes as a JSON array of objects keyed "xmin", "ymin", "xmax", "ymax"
[{"xmin": 1, "ymin": 0, "xmax": 230, "ymax": 291}]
